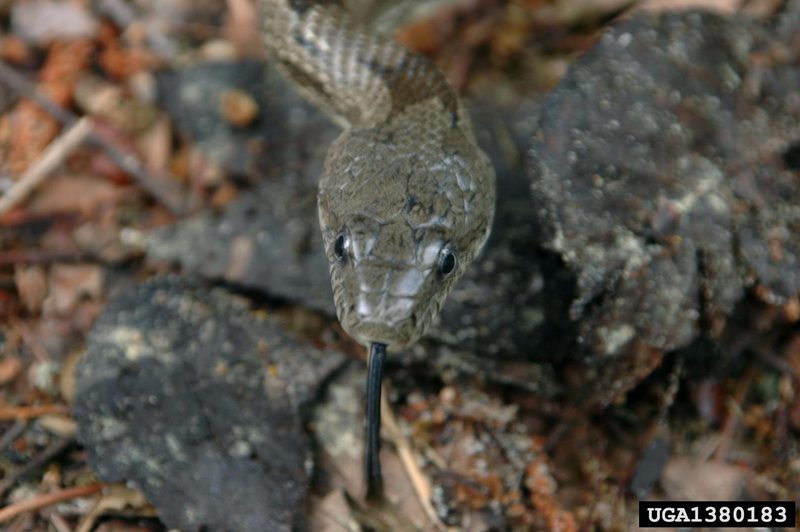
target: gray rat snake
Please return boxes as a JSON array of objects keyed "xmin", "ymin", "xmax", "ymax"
[{"xmin": 259, "ymin": 0, "xmax": 496, "ymax": 500}]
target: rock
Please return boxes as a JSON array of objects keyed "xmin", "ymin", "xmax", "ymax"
[
  {"xmin": 628, "ymin": 430, "xmax": 670, "ymax": 498},
  {"xmin": 147, "ymin": 178, "xmax": 334, "ymax": 313},
  {"xmin": 73, "ymin": 276, "xmax": 347, "ymax": 531},
  {"xmin": 529, "ymin": 11, "xmax": 800, "ymax": 357},
  {"xmin": 428, "ymin": 95, "xmax": 577, "ymax": 361},
  {"xmin": 11, "ymin": 0, "xmax": 98, "ymax": 44},
  {"xmin": 148, "ymin": 62, "xmax": 337, "ymax": 313},
  {"xmin": 154, "ymin": 61, "xmax": 336, "ymax": 184}
]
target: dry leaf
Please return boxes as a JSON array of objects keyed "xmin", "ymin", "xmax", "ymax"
[
  {"xmin": 633, "ymin": 0, "xmax": 740, "ymax": 14},
  {"xmin": 76, "ymin": 484, "xmax": 152, "ymax": 532},
  {"xmin": 59, "ymin": 347, "xmax": 83, "ymax": 404},
  {"xmin": 0, "ymin": 356, "xmax": 23, "ymax": 386},
  {"xmin": 14, "ymin": 265, "xmax": 48, "ymax": 313},
  {"xmin": 661, "ymin": 457, "xmax": 748, "ymax": 501},
  {"xmin": 43, "ymin": 264, "xmax": 104, "ymax": 317},
  {"xmin": 27, "ymin": 174, "xmax": 122, "ymax": 216},
  {"xmin": 311, "ymin": 490, "xmax": 359, "ymax": 532},
  {"xmin": 36, "ymin": 414, "xmax": 78, "ymax": 438}
]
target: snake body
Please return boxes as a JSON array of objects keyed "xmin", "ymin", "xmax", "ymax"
[{"xmin": 260, "ymin": 0, "xmax": 496, "ymax": 352}]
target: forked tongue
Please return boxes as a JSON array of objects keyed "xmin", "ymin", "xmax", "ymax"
[{"xmin": 365, "ymin": 342, "xmax": 386, "ymax": 502}]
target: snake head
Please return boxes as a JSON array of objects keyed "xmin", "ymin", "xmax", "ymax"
[{"xmin": 318, "ymin": 127, "xmax": 494, "ymax": 351}]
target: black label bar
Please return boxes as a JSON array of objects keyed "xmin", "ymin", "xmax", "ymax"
[{"xmin": 639, "ymin": 501, "xmax": 796, "ymax": 528}]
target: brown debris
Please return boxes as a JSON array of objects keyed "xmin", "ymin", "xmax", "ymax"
[
  {"xmin": 0, "ymin": 35, "xmax": 32, "ymax": 65},
  {"xmin": 25, "ymin": 173, "xmax": 123, "ymax": 217},
  {"xmin": 74, "ymin": 484, "xmax": 152, "ymax": 532},
  {"xmin": 0, "ymin": 61, "xmax": 186, "ymax": 213},
  {"xmin": 11, "ymin": 1, "xmax": 99, "ymax": 45},
  {"xmin": 0, "ymin": 356, "xmax": 23, "ymax": 386},
  {"xmin": 0, "ymin": 482, "xmax": 104, "ymax": 524},
  {"xmin": 219, "ymin": 88, "xmax": 260, "ymax": 127},
  {"xmin": 14, "ymin": 266, "xmax": 47, "ymax": 313},
  {"xmin": 661, "ymin": 457, "xmax": 748, "ymax": 501},
  {"xmin": 74, "ymin": 75, "xmax": 159, "ymax": 135},
  {"xmin": 97, "ymin": 22, "xmax": 158, "ymax": 81},
  {"xmin": 42, "ymin": 264, "xmax": 103, "ymax": 317},
  {"xmin": 0, "ymin": 117, "xmax": 94, "ymax": 216},
  {"xmin": 526, "ymin": 457, "xmax": 577, "ymax": 532},
  {"xmin": 0, "ymin": 403, "xmax": 69, "ymax": 421},
  {"xmin": 4, "ymin": 39, "xmax": 94, "ymax": 175}
]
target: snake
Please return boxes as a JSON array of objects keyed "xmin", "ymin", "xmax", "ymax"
[{"xmin": 259, "ymin": 0, "xmax": 496, "ymax": 499}]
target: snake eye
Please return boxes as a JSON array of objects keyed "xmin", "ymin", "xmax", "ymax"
[
  {"xmin": 439, "ymin": 248, "xmax": 457, "ymax": 277},
  {"xmin": 334, "ymin": 233, "xmax": 349, "ymax": 261}
]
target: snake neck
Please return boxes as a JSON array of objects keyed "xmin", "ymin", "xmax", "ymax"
[{"xmin": 260, "ymin": 0, "xmax": 466, "ymax": 131}]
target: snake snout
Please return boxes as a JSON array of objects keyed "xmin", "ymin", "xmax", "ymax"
[{"xmin": 337, "ymin": 262, "xmax": 431, "ymax": 350}]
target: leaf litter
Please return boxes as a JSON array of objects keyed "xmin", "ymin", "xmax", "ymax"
[{"xmin": 0, "ymin": 0, "xmax": 798, "ymax": 530}]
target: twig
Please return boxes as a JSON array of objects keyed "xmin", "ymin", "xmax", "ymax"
[
  {"xmin": 0, "ymin": 421, "xmax": 27, "ymax": 452},
  {"xmin": 754, "ymin": 345, "xmax": 798, "ymax": 379},
  {"xmin": 0, "ymin": 61, "xmax": 186, "ymax": 214},
  {"xmin": 0, "ymin": 404, "xmax": 69, "ymax": 421},
  {"xmin": 0, "ymin": 118, "xmax": 93, "ymax": 215},
  {"xmin": 9, "ymin": 317, "xmax": 51, "ymax": 362},
  {"xmin": 0, "ymin": 436, "xmax": 75, "ymax": 499},
  {"xmin": 0, "ymin": 483, "xmax": 104, "ymax": 523},
  {"xmin": 0, "ymin": 248, "xmax": 95, "ymax": 266},
  {"xmin": 46, "ymin": 511, "xmax": 72, "ymax": 532},
  {"xmin": 657, "ymin": 357, "xmax": 684, "ymax": 422},
  {"xmin": 96, "ymin": 0, "xmax": 178, "ymax": 59},
  {"xmin": 0, "ymin": 171, "xmax": 13, "ymax": 193},
  {"xmin": 712, "ymin": 367, "xmax": 755, "ymax": 462},
  {"xmin": 380, "ymin": 389, "xmax": 446, "ymax": 530}
]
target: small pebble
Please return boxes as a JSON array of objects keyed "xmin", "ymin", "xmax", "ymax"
[{"xmin": 220, "ymin": 88, "xmax": 259, "ymax": 128}]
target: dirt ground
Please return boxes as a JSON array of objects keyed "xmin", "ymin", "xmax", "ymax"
[{"xmin": 0, "ymin": 0, "xmax": 799, "ymax": 530}]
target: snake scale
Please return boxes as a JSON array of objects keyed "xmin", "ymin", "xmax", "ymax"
[{"xmin": 259, "ymin": 0, "xmax": 496, "ymax": 499}]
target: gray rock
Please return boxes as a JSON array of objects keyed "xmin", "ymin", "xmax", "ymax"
[
  {"xmin": 147, "ymin": 178, "xmax": 334, "ymax": 314},
  {"xmin": 154, "ymin": 61, "xmax": 337, "ymax": 184},
  {"xmin": 149, "ymin": 62, "xmax": 337, "ymax": 313},
  {"xmin": 73, "ymin": 276, "xmax": 347, "ymax": 531},
  {"xmin": 429, "ymin": 96, "xmax": 577, "ymax": 361},
  {"xmin": 529, "ymin": 11, "xmax": 800, "ymax": 357}
]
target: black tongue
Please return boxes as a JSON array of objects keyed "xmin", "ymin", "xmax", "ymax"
[{"xmin": 365, "ymin": 342, "xmax": 386, "ymax": 502}]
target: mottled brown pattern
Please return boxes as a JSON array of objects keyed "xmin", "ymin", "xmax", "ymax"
[{"xmin": 361, "ymin": 55, "xmax": 460, "ymax": 124}]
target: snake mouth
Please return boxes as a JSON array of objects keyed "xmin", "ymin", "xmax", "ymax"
[
  {"xmin": 337, "ymin": 280, "xmax": 422, "ymax": 349},
  {"xmin": 342, "ymin": 313, "xmax": 419, "ymax": 351}
]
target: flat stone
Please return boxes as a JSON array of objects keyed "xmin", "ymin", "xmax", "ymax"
[
  {"xmin": 154, "ymin": 61, "xmax": 337, "ymax": 184},
  {"xmin": 147, "ymin": 178, "xmax": 334, "ymax": 313},
  {"xmin": 73, "ymin": 276, "xmax": 347, "ymax": 531},
  {"xmin": 148, "ymin": 62, "xmax": 336, "ymax": 313}
]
